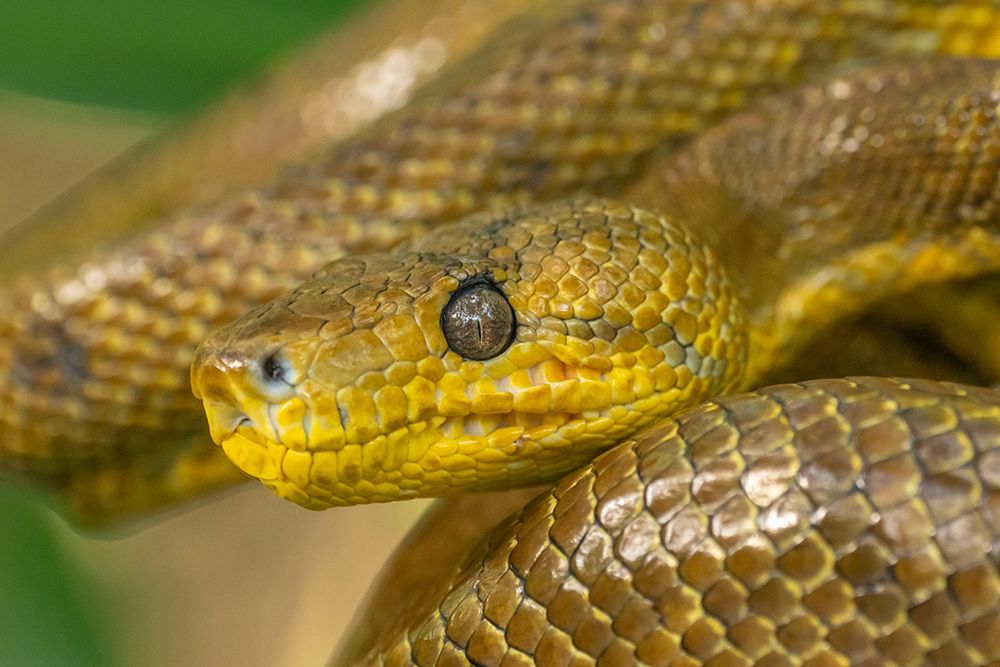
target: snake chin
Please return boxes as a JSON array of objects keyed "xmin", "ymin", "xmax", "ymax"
[
  {"xmin": 212, "ymin": 381, "xmax": 746, "ymax": 510},
  {"xmin": 217, "ymin": 411, "xmax": 591, "ymax": 509}
]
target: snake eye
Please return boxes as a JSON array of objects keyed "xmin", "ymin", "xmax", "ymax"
[{"xmin": 441, "ymin": 282, "xmax": 515, "ymax": 360}]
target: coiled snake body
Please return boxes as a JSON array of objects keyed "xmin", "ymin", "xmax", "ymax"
[{"xmin": 3, "ymin": 1, "xmax": 1000, "ymax": 664}]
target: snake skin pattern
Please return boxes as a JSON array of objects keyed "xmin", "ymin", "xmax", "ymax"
[
  {"xmin": 2, "ymin": 1, "xmax": 1000, "ymax": 665},
  {"xmin": 345, "ymin": 378, "xmax": 1000, "ymax": 665},
  {"xmin": 192, "ymin": 58, "xmax": 1000, "ymax": 510},
  {"xmin": 186, "ymin": 56, "xmax": 1000, "ymax": 666},
  {"xmin": 4, "ymin": 0, "xmax": 1000, "ymax": 522}
]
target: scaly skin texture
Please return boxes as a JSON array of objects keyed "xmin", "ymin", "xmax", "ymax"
[
  {"xmin": 187, "ymin": 54, "xmax": 1000, "ymax": 664},
  {"xmin": 342, "ymin": 378, "xmax": 1000, "ymax": 665},
  {"xmin": 5, "ymin": 1, "xmax": 1000, "ymax": 663},
  {"xmin": 193, "ymin": 198, "xmax": 746, "ymax": 506},
  {"xmin": 638, "ymin": 58, "xmax": 1000, "ymax": 379},
  {"xmin": 194, "ymin": 60, "xmax": 1000, "ymax": 508},
  {"xmin": 5, "ymin": 0, "xmax": 1000, "ymax": 523}
]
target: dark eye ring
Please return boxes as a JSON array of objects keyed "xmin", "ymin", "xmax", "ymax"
[{"xmin": 441, "ymin": 281, "xmax": 516, "ymax": 361}]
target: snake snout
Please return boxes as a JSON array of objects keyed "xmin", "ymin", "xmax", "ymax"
[
  {"xmin": 191, "ymin": 335, "xmax": 294, "ymax": 447},
  {"xmin": 191, "ymin": 342, "xmax": 253, "ymax": 443}
]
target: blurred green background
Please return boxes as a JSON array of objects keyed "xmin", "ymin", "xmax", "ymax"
[
  {"xmin": 0, "ymin": 0, "xmax": 363, "ymax": 114},
  {"xmin": 0, "ymin": 486, "xmax": 111, "ymax": 665},
  {"xmin": 0, "ymin": 2, "xmax": 364, "ymax": 664}
]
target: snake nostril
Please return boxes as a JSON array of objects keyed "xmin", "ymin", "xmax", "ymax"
[{"xmin": 261, "ymin": 353, "xmax": 286, "ymax": 384}]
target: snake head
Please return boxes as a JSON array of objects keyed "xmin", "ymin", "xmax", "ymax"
[{"xmin": 191, "ymin": 198, "xmax": 748, "ymax": 508}]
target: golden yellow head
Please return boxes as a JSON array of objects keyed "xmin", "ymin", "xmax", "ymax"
[{"xmin": 191, "ymin": 198, "xmax": 747, "ymax": 508}]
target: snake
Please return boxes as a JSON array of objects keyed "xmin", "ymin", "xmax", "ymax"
[{"xmin": 3, "ymin": 0, "xmax": 1000, "ymax": 664}]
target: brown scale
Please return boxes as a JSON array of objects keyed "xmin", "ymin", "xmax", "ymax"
[
  {"xmin": 4, "ymin": 0, "xmax": 1000, "ymax": 522},
  {"xmin": 342, "ymin": 378, "xmax": 1000, "ymax": 665}
]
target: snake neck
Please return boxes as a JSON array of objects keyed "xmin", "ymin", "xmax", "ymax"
[{"xmin": 633, "ymin": 59, "xmax": 1000, "ymax": 383}]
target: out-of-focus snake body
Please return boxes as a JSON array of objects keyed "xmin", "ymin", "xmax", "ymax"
[{"xmin": 3, "ymin": 0, "xmax": 1000, "ymax": 664}]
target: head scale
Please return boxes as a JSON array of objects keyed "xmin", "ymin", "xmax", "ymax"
[{"xmin": 191, "ymin": 198, "xmax": 747, "ymax": 508}]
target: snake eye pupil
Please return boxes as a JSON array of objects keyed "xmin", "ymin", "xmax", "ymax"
[{"xmin": 441, "ymin": 282, "xmax": 515, "ymax": 361}]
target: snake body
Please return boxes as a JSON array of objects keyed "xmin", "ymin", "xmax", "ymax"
[
  {"xmin": 3, "ymin": 0, "xmax": 1000, "ymax": 521},
  {"xmin": 339, "ymin": 377, "xmax": 1000, "ymax": 665},
  {"xmin": 192, "ymin": 53, "xmax": 1000, "ymax": 663},
  {"xmin": 3, "ymin": 0, "xmax": 1000, "ymax": 664}
]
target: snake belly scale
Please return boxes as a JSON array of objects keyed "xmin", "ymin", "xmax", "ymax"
[{"xmin": 1, "ymin": 0, "xmax": 1000, "ymax": 665}]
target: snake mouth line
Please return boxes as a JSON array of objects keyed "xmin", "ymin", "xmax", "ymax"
[
  {"xmin": 220, "ymin": 426, "xmax": 280, "ymax": 482},
  {"xmin": 235, "ymin": 419, "xmax": 261, "ymax": 444}
]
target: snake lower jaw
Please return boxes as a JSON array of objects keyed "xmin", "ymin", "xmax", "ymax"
[
  {"xmin": 220, "ymin": 430, "xmax": 279, "ymax": 481},
  {"xmin": 216, "ymin": 428, "xmax": 357, "ymax": 512},
  {"xmin": 215, "ymin": 413, "xmax": 622, "ymax": 509}
]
